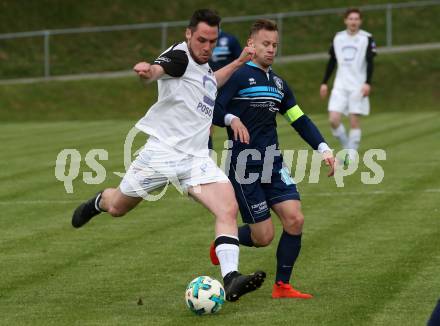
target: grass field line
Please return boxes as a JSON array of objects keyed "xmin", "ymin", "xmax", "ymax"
[{"xmin": 1, "ymin": 188, "xmax": 438, "ymax": 205}]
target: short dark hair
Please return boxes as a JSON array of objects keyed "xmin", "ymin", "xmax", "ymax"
[
  {"xmin": 344, "ymin": 8, "xmax": 362, "ymax": 19},
  {"xmin": 188, "ymin": 9, "xmax": 221, "ymax": 31},
  {"xmin": 249, "ymin": 19, "xmax": 278, "ymax": 37}
]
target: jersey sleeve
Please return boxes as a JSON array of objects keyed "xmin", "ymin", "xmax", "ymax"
[
  {"xmin": 213, "ymin": 72, "xmax": 241, "ymax": 127},
  {"xmin": 279, "ymin": 80, "xmax": 326, "ymax": 150},
  {"xmin": 152, "ymin": 48, "xmax": 188, "ymax": 77},
  {"xmin": 322, "ymin": 44, "xmax": 336, "ymax": 84},
  {"xmin": 279, "ymin": 80, "xmax": 299, "ymax": 119},
  {"xmin": 291, "ymin": 115, "xmax": 326, "ymax": 150},
  {"xmin": 367, "ymin": 36, "xmax": 377, "ymax": 59}
]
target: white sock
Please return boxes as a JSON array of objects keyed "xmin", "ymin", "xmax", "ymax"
[
  {"xmin": 347, "ymin": 128, "xmax": 362, "ymax": 151},
  {"xmin": 94, "ymin": 193, "xmax": 104, "ymax": 212},
  {"xmin": 331, "ymin": 124, "xmax": 348, "ymax": 148},
  {"xmin": 215, "ymin": 235, "xmax": 239, "ymax": 278}
]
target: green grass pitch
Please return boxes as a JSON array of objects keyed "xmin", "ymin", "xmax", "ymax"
[{"xmin": 1, "ymin": 112, "xmax": 439, "ymax": 325}]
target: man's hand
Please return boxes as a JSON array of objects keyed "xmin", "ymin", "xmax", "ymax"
[
  {"xmin": 322, "ymin": 150, "xmax": 335, "ymax": 177},
  {"xmin": 361, "ymin": 83, "xmax": 371, "ymax": 97},
  {"xmin": 133, "ymin": 62, "xmax": 153, "ymax": 80},
  {"xmin": 236, "ymin": 46, "xmax": 256, "ymax": 65},
  {"xmin": 320, "ymin": 84, "xmax": 328, "ymax": 99},
  {"xmin": 230, "ymin": 117, "xmax": 250, "ymax": 144},
  {"xmin": 215, "ymin": 47, "xmax": 256, "ymax": 88}
]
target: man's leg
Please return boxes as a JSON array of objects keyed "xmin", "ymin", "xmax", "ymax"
[
  {"xmin": 210, "ymin": 200, "xmax": 274, "ymax": 261},
  {"xmin": 100, "ymin": 188, "xmax": 142, "ymax": 216},
  {"xmin": 189, "ymin": 181, "xmax": 265, "ymax": 302},
  {"xmin": 347, "ymin": 86, "xmax": 369, "ymax": 162},
  {"xmin": 428, "ymin": 298, "xmax": 440, "ymax": 326},
  {"xmin": 347, "ymin": 113, "xmax": 362, "ymax": 162},
  {"xmin": 348, "ymin": 113, "xmax": 361, "ymax": 150},
  {"xmin": 328, "ymin": 88, "xmax": 349, "ymax": 149},
  {"xmin": 239, "ymin": 219, "xmax": 274, "ymax": 247},
  {"xmin": 72, "ymin": 141, "xmax": 174, "ymax": 229},
  {"xmin": 229, "ymin": 165, "xmax": 274, "ymax": 248},
  {"xmin": 270, "ymin": 200, "xmax": 312, "ymax": 299},
  {"xmin": 329, "ymin": 111, "xmax": 348, "ymax": 149},
  {"xmin": 72, "ymin": 187, "xmax": 142, "ymax": 228}
]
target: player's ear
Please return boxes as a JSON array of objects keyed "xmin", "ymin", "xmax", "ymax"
[
  {"xmin": 185, "ymin": 28, "xmax": 192, "ymax": 41},
  {"xmin": 247, "ymin": 38, "xmax": 254, "ymax": 48}
]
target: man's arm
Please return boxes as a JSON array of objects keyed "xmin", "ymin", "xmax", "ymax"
[
  {"xmin": 362, "ymin": 36, "xmax": 377, "ymax": 97},
  {"xmin": 366, "ymin": 36, "xmax": 377, "ymax": 85},
  {"xmin": 320, "ymin": 44, "xmax": 337, "ymax": 99},
  {"xmin": 284, "ymin": 106, "xmax": 335, "ymax": 176},
  {"xmin": 281, "ymin": 81, "xmax": 334, "ymax": 175},
  {"xmin": 284, "ymin": 105, "xmax": 326, "ymax": 151},
  {"xmin": 213, "ymin": 73, "xmax": 239, "ymax": 127},
  {"xmin": 213, "ymin": 104, "xmax": 249, "ymax": 143},
  {"xmin": 214, "ymin": 46, "xmax": 255, "ymax": 88},
  {"xmin": 133, "ymin": 62, "xmax": 165, "ymax": 83},
  {"xmin": 134, "ymin": 47, "xmax": 188, "ymax": 84},
  {"xmin": 213, "ymin": 73, "xmax": 250, "ymax": 143}
]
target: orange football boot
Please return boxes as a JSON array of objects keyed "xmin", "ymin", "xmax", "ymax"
[{"xmin": 272, "ymin": 281, "xmax": 313, "ymax": 299}]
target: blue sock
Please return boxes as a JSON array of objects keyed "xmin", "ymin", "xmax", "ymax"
[
  {"xmin": 428, "ymin": 299, "xmax": 440, "ymax": 326},
  {"xmin": 238, "ymin": 224, "xmax": 254, "ymax": 247},
  {"xmin": 275, "ymin": 232, "xmax": 302, "ymax": 283}
]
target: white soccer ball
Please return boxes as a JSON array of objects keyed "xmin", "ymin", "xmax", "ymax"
[{"xmin": 185, "ymin": 276, "xmax": 225, "ymax": 315}]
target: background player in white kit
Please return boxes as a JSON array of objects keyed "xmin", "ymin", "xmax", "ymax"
[
  {"xmin": 71, "ymin": 9, "xmax": 265, "ymax": 302},
  {"xmin": 320, "ymin": 8, "xmax": 377, "ymax": 164}
]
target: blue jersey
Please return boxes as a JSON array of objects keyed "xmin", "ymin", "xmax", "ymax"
[
  {"xmin": 209, "ymin": 31, "xmax": 242, "ymax": 71},
  {"xmin": 213, "ymin": 61, "xmax": 325, "ymax": 166}
]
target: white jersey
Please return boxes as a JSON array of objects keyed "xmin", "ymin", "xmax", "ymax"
[
  {"xmin": 135, "ymin": 41, "xmax": 217, "ymax": 157},
  {"xmin": 332, "ymin": 29, "xmax": 374, "ymax": 90}
]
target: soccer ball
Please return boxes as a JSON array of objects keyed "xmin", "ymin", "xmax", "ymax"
[{"xmin": 185, "ymin": 276, "xmax": 225, "ymax": 315}]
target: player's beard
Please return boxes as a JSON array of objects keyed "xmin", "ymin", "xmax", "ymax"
[{"xmin": 188, "ymin": 43, "xmax": 210, "ymax": 65}]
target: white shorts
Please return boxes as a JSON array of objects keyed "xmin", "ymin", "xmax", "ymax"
[
  {"xmin": 328, "ymin": 87, "xmax": 370, "ymax": 116},
  {"xmin": 119, "ymin": 137, "xmax": 229, "ymax": 198}
]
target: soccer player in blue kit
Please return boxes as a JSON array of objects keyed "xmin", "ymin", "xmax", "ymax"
[{"xmin": 210, "ymin": 19, "xmax": 335, "ymax": 299}]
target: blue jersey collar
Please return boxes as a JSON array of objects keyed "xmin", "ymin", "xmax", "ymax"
[{"xmin": 246, "ymin": 61, "xmax": 272, "ymax": 72}]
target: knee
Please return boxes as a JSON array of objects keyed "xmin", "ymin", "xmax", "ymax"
[
  {"xmin": 351, "ymin": 121, "xmax": 360, "ymax": 129},
  {"xmin": 350, "ymin": 115, "xmax": 361, "ymax": 129},
  {"xmin": 329, "ymin": 118, "xmax": 340, "ymax": 129},
  {"xmin": 283, "ymin": 211, "xmax": 304, "ymax": 233},
  {"xmin": 107, "ymin": 206, "xmax": 127, "ymax": 218},
  {"xmin": 253, "ymin": 229, "xmax": 274, "ymax": 247}
]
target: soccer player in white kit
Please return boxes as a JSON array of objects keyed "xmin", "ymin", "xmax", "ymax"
[
  {"xmin": 71, "ymin": 9, "xmax": 265, "ymax": 302},
  {"xmin": 320, "ymin": 8, "xmax": 377, "ymax": 164}
]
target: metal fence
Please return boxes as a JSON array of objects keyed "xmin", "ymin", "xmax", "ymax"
[{"xmin": 0, "ymin": 0, "xmax": 439, "ymax": 79}]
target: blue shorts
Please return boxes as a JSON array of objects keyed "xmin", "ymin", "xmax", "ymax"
[{"xmin": 229, "ymin": 161, "xmax": 300, "ymax": 224}]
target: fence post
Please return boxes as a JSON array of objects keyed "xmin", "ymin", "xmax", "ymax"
[
  {"xmin": 386, "ymin": 4, "xmax": 393, "ymax": 47},
  {"xmin": 44, "ymin": 30, "xmax": 51, "ymax": 78},
  {"xmin": 161, "ymin": 23, "xmax": 168, "ymax": 51},
  {"xmin": 277, "ymin": 13, "xmax": 283, "ymax": 56}
]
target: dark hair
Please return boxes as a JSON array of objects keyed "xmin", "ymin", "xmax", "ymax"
[
  {"xmin": 249, "ymin": 19, "xmax": 278, "ymax": 37},
  {"xmin": 188, "ymin": 9, "xmax": 221, "ymax": 31},
  {"xmin": 344, "ymin": 8, "xmax": 362, "ymax": 19}
]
